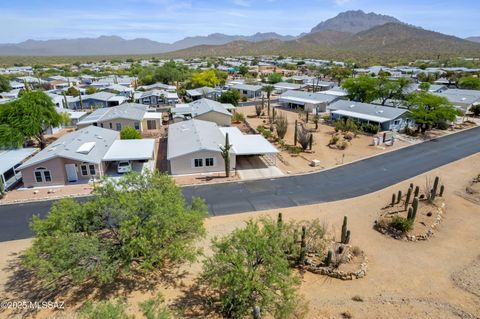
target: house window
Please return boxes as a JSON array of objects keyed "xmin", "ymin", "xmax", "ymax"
[
  {"xmin": 205, "ymin": 158, "xmax": 214, "ymax": 167},
  {"xmin": 34, "ymin": 167, "xmax": 52, "ymax": 183},
  {"xmin": 243, "ymin": 90, "xmax": 248, "ymax": 95},
  {"xmin": 100, "ymin": 123, "xmax": 104, "ymax": 128},
  {"xmin": 393, "ymin": 120, "xmax": 400, "ymax": 126},
  {"xmin": 109, "ymin": 123, "xmax": 113, "ymax": 129},
  {"xmin": 89, "ymin": 164, "xmax": 96, "ymax": 175},
  {"xmin": 194, "ymin": 159, "xmax": 203, "ymax": 167},
  {"xmin": 134, "ymin": 122, "xmax": 140, "ymax": 130},
  {"xmin": 147, "ymin": 120, "xmax": 157, "ymax": 130},
  {"xmin": 116, "ymin": 123, "xmax": 122, "ymax": 131},
  {"xmin": 80, "ymin": 165, "xmax": 88, "ymax": 176}
]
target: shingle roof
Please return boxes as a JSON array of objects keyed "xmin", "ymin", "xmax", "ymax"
[
  {"xmin": 328, "ymin": 100, "xmax": 407, "ymax": 122},
  {"xmin": 78, "ymin": 103, "xmax": 147, "ymax": 125},
  {"xmin": 167, "ymin": 119, "xmax": 226, "ymax": 159},
  {"xmin": 18, "ymin": 126, "xmax": 119, "ymax": 170}
]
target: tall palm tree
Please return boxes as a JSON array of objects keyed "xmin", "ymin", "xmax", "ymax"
[{"xmin": 263, "ymin": 85, "xmax": 274, "ymax": 118}]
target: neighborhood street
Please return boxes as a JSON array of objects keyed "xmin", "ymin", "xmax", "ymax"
[{"xmin": 1, "ymin": 126, "xmax": 479, "ymax": 242}]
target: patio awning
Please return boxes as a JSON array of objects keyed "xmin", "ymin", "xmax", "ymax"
[
  {"xmin": 220, "ymin": 127, "xmax": 279, "ymax": 156},
  {"xmin": 331, "ymin": 109, "xmax": 391, "ymax": 123},
  {"xmin": 103, "ymin": 139, "xmax": 155, "ymax": 161}
]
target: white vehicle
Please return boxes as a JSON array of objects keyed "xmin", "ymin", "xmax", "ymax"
[{"xmin": 117, "ymin": 161, "xmax": 132, "ymax": 174}]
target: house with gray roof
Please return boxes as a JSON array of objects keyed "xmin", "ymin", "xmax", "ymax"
[
  {"xmin": 273, "ymin": 82, "xmax": 305, "ymax": 93},
  {"xmin": 279, "ymin": 90, "xmax": 339, "ymax": 112},
  {"xmin": 186, "ymin": 87, "xmax": 220, "ymax": 100},
  {"xmin": 231, "ymin": 84, "xmax": 263, "ymax": 98},
  {"xmin": 17, "ymin": 126, "xmax": 156, "ymax": 188},
  {"xmin": 433, "ymin": 89, "xmax": 480, "ymax": 113},
  {"xmin": 167, "ymin": 119, "xmax": 278, "ymax": 175},
  {"xmin": 70, "ymin": 92, "xmax": 127, "ymax": 110},
  {"xmin": 0, "ymin": 148, "xmax": 37, "ymax": 190},
  {"xmin": 328, "ymin": 100, "xmax": 411, "ymax": 131},
  {"xmin": 77, "ymin": 103, "xmax": 162, "ymax": 132},
  {"xmin": 170, "ymin": 98, "xmax": 234, "ymax": 126}
]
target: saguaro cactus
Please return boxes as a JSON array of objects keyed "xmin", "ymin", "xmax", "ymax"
[
  {"xmin": 299, "ymin": 225, "xmax": 307, "ymax": 264},
  {"xmin": 414, "ymin": 185, "xmax": 420, "ymax": 198},
  {"xmin": 405, "ymin": 187, "xmax": 413, "ymax": 211},
  {"xmin": 391, "ymin": 193, "xmax": 396, "ymax": 207},
  {"xmin": 407, "ymin": 207, "xmax": 414, "ymax": 220},
  {"xmin": 309, "ymin": 134, "xmax": 313, "ymax": 150},
  {"xmin": 325, "ymin": 250, "xmax": 333, "ymax": 266},
  {"xmin": 431, "ymin": 176, "xmax": 440, "ymax": 201},
  {"xmin": 439, "ymin": 185, "xmax": 445, "ymax": 197},
  {"xmin": 341, "ymin": 216, "xmax": 349, "ymax": 244},
  {"xmin": 397, "ymin": 190, "xmax": 402, "ymax": 204},
  {"xmin": 277, "ymin": 212, "xmax": 283, "ymax": 229},
  {"xmin": 294, "ymin": 120, "xmax": 298, "ymax": 146},
  {"xmin": 411, "ymin": 197, "xmax": 419, "ymax": 221}
]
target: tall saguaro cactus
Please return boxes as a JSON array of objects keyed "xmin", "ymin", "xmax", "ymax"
[
  {"xmin": 431, "ymin": 176, "xmax": 440, "ymax": 201},
  {"xmin": 341, "ymin": 216, "xmax": 350, "ymax": 244},
  {"xmin": 405, "ymin": 186, "xmax": 413, "ymax": 211},
  {"xmin": 220, "ymin": 133, "xmax": 233, "ymax": 177},
  {"xmin": 294, "ymin": 120, "xmax": 298, "ymax": 146}
]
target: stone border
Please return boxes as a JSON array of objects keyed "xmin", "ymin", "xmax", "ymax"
[
  {"xmin": 302, "ymin": 246, "xmax": 368, "ymax": 280},
  {"xmin": 375, "ymin": 201, "xmax": 446, "ymax": 242}
]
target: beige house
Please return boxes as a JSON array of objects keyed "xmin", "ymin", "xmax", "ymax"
[
  {"xmin": 18, "ymin": 126, "xmax": 157, "ymax": 188},
  {"xmin": 170, "ymin": 98, "xmax": 234, "ymax": 127},
  {"xmin": 77, "ymin": 103, "xmax": 162, "ymax": 132}
]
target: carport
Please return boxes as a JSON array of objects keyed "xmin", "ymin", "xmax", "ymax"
[{"xmin": 102, "ymin": 139, "xmax": 156, "ymax": 176}]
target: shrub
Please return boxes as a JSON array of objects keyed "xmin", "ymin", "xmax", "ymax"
[
  {"xmin": 389, "ymin": 216, "xmax": 413, "ymax": 233},
  {"xmin": 337, "ymin": 140, "xmax": 348, "ymax": 150},
  {"xmin": 120, "ymin": 126, "xmax": 142, "ymax": 139},
  {"xmin": 241, "ymin": 96, "xmax": 248, "ymax": 102},
  {"xmin": 275, "ymin": 113, "xmax": 288, "ymax": 139},
  {"xmin": 361, "ymin": 123, "xmax": 380, "ymax": 134},
  {"xmin": 435, "ymin": 119, "xmax": 449, "ymax": 130},
  {"xmin": 470, "ymin": 104, "xmax": 480, "ymax": 117},
  {"xmin": 231, "ymin": 112, "xmax": 245, "ymax": 123},
  {"xmin": 329, "ymin": 135, "xmax": 339, "ymax": 146}
]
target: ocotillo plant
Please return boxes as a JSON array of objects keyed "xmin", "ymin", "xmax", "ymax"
[
  {"xmin": 414, "ymin": 185, "xmax": 420, "ymax": 197},
  {"xmin": 405, "ymin": 187, "xmax": 413, "ymax": 211},
  {"xmin": 391, "ymin": 193, "xmax": 396, "ymax": 207},
  {"xmin": 294, "ymin": 120, "xmax": 298, "ymax": 146},
  {"xmin": 411, "ymin": 197, "xmax": 419, "ymax": 221},
  {"xmin": 341, "ymin": 216, "xmax": 349, "ymax": 244},
  {"xmin": 396, "ymin": 190, "xmax": 402, "ymax": 204},
  {"xmin": 439, "ymin": 185, "xmax": 445, "ymax": 197}
]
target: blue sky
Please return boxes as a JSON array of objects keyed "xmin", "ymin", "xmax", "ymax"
[{"xmin": 0, "ymin": 0, "xmax": 478, "ymax": 43}]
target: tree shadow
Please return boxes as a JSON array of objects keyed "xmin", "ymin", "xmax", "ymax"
[
  {"xmin": 1, "ymin": 252, "xmax": 189, "ymax": 318},
  {"xmin": 170, "ymin": 279, "xmax": 219, "ymax": 318}
]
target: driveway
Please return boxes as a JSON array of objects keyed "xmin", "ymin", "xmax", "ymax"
[
  {"xmin": 0, "ymin": 126, "xmax": 479, "ymax": 241},
  {"xmin": 236, "ymin": 155, "xmax": 284, "ymax": 180}
]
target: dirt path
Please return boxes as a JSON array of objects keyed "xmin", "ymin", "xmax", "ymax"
[{"xmin": 0, "ymin": 154, "xmax": 479, "ymax": 318}]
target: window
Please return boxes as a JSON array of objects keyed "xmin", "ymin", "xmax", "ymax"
[
  {"xmin": 205, "ymin": 158, "xmax": 214, "ymax": 167},
  {"xmin": 80, "ymin": 165, "xmax": 88, "ymax": 176},
  {"xmin": 134, "ymin": 122, "xmax": 140, "ymax": 130},
  {"xmin": 194, "ymin": 159, "xmax": 203, "ymax": 167},
  {"xmin": 109, "ymin": 123, "xmax": 113, "ymax": 129},
  {"xmin": 100, "ymin": 123, "xmax": 104, "ymax": 128},
  {"xmin": 243, "ymin": 90, "xmax": 247, "ymax": 95},
  {"xmin": 34, "ymin": 168, "xmax": 52, "ymax": 183},
  {"xmin": 393, "ymin": 120, "xmax": 400, "ymax": 126},
  {"xmin": 89, "ymin": 164, "xmax": 96, "ymax": 175},
  {"xmin": 116, "ymin": 123, "xmax": 122, "ymax": 131},
  {"xmin": 147, "ymin": 120, "xmax": 157, "ymax": 130}
]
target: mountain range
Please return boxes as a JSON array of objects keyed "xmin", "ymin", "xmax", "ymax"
[
  {"xmin": 0, "ymin": 10, "xmax": 479, "ymax": 61},
  {"xmin": 466, "ymin": 36, "xmax": 480, "ymax": 43}
]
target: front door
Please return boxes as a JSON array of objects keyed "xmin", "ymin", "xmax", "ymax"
[{"xmin": 65, "ymin": 164, "xmax": 78, "ymax": 182}]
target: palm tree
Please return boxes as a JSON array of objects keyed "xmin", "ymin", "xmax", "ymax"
[{"xmin": 263, "ymin": 85, "xmax": 274, "ymax": 118}]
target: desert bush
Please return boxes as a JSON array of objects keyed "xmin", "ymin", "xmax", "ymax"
[
  {"xmin": 389, "ymin": 216, "xmax": 413, "ymax": 233},
  {"xmin": 275, "ymin": 113, "xmax": 288, "ymax": 139},
  {"xmin": 329, "ymin": 135, "xmax": 339, "ymax": 145},
  {"xmin": 231, "ymin": 112, "xmax": 245, "ymax": 123},
  {"xmin": 337, "ymin": 140, "xmax": 349, "ymax": 150}
]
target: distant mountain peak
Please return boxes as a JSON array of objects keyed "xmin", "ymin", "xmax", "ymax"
[
  {"xmin": 310, "ymin": 10, "xmax": 401, "ymax": 34},
  {"xmin": 466, "ymin": 36, "xmax": 480, "ymax": 43}
]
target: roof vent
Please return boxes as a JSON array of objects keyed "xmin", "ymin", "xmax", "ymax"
[
  {"xmin": 76, "ymin": 142, "xmax": 96, "ymax": 154},
  {"xmin": 349, "ymin": 104, "xmax": 355, "ymax": 108}
]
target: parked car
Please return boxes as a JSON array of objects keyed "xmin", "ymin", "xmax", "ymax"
[{"xmin": 117, "ymin": 161, "xmax": 132, "ymax": 173}]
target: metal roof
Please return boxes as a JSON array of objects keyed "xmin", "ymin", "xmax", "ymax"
[
  {"xmin": 78, "ymin": 103, "xmax": 147, "ymax": 125},
  {"xmin": 103, "ymin": 139, "xmax": 155, "ymax": 161},
  {"xmin": 171, "ymin": 98, "xmax": 232, "ymax": 117},
  {"xmin": 167, "ymin": 119, "xmax": 226, "ymax": 160},
  {"xmin": 0, "ymin": 148, "xmax": 37, "ymax": 174},
  {"xmin": 231, "ymin": 84, "xmax": 263, "ymax": 92},
  {"xmin": 219, "ymin": 127, "xmax": 278, "ymax": 155},
  {"xmin": 280, "ymin": 90, "xmax": 338, "ymax": 105},
  {"xmin": 328, "ymin": 100, "xmax": 407, "ymax": 122},
  {"xmin": 18, "ymin": 126, "xmax": 119, "ymax": 170}
]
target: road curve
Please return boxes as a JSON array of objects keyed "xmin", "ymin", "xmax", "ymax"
[{"xmin": 1, "ymin": 127, "xmax": 479, "ymax": 242}]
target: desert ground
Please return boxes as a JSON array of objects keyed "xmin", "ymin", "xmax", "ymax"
[{"xmin": 0, "ymin": 151, "xmax": 479, "ymax": 318}]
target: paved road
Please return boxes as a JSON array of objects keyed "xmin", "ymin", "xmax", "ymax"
[{"xmin": 1, "ymin": 127, "xmax": 479, "ymax": 242}]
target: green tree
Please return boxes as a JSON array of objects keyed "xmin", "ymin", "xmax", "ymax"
[
  {"xmin": 458, "ymin": 77, "xmax": 480, "ymax": 90},
  {"xmin": 66, "ymin": 86, "xmax": 80, "ymax": 97},
  {"xmin": 24, "ymin": 171, "xmax": 207, "ymax": 285},
  {"xmin": 0, "ymin": 74, "xmax": 11, "ymax": 92},
  {"xmin": 262, "ymin": 85, "xmax": 275, "ymax": 116},
  {"xmin": 267, "ymin": 72, "xmax": 283, "ymax": 84},
  {"xmin": 219, "ymin": 90, "xmax": 240, "ymax": 106},
  {"xmin": 120, "ymin": 126, "xmax": 142, "ymax": 139},
  {"xmin": 404, "ymin": 92, "xmax": 459, "ymax": 133},
  {"xmin": 330, "ymin": 66, "xmax": 352, "ymax": 85},
  {"xmin": 238, "ymin": 65, "xmax": 249, "ymax": 77},
  {"xmin": 419, "ymin": 82, "xmax": 431, "ymax": 92},
  {"xmin": 469, "ymin": 104, "xmax": 480, "ymax": 117},
  {"xmin": 191, "ymin": 69, "xmax": 220, "ymax": 88},
  {"xmin": 86, "ymin": 87, "xmax": 97, "ymax": 95},
  {"xmin": 202, "ymin": 218, "xmax": 301, "ymax": 319},
  {"xmin": 0, "ymin": 91, "xmax": 62, "ymax": 149},
  {"xmin": 342, "ymin": 75, "xmax": 380, "ymax": 103}
]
